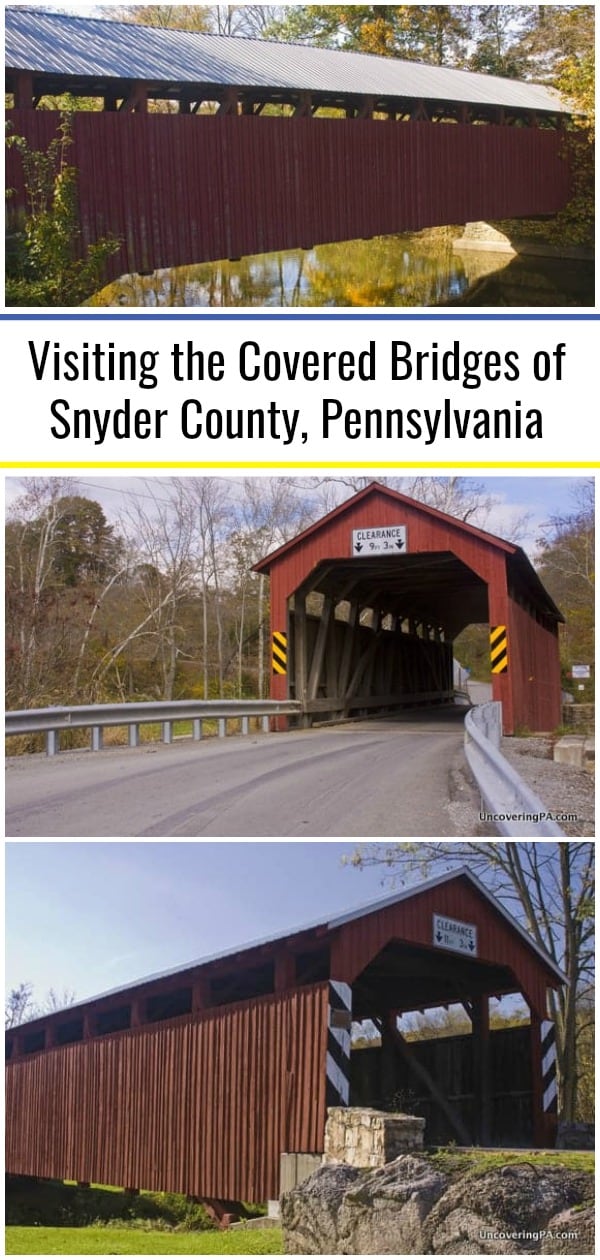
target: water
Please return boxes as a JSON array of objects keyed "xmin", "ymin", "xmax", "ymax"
[{"xmin": 91, "ymin": 230, "xmax": 594, "ymax": 308}]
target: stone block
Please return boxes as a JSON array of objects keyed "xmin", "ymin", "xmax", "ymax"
[{"xmin": 323, "ymin": 1107, "xmax": 425, "ymax": 1168}]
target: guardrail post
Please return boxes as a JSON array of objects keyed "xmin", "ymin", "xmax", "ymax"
[
  {"xmin": 129, "ymin": 725, "xmax": 139, "ymax": 748},
  {"xmin": 241, "ymin": 716, "xmax": 249, "ymax": 736},
  {"xmin": 162, "ymin": 721, "xmax": 172, "ymax": 744},
  {"xmin": 46, "ymin": 729, "xmax": 58, "ymax": 757},
  {"xmin": 91, "ymin": 726, "xmax": 103, "ymax": 752},
  {"xmin": 193, "ymin": 719, "xmax": 202, "ymax": 741},
  {"xmin": 262, "ymin": 715, "xmax": 270, "ymax": 733},
  {"xmin": 218, "ymin": 718, "xmax": 226, "ymax": 738}
]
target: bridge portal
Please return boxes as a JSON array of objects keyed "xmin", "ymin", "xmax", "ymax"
[{"xmin": 255, "ymin": 484, "xmax": 563, "ymax": 735}]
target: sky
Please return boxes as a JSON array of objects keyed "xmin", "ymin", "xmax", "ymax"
[
  {"xmin": 5, "ymin": 840, "xmax": 412, "ymax": 1005},
  {"xmin": 4, "ymin": 474, "xmax": 590, "ymax": 560}
]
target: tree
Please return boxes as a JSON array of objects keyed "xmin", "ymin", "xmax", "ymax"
[
  {"xmin": 346, "ymin": 842, "xmax": 595, "ymax": 1121},
  {"xmin": 5, "ymin": 982, "xmax": 34, "ymax": 1029},
  {"xmin": 6, "ymin": 112, "xmax": 120, "ymax": 307},
  {"xmin": 266, "ymin": 5, "xmax": 471, "ymax": 64},
  {"xmin": 5, "ymin": 982, "xmax": 75, "ymax": 1027},
  {"xmin": 536, "ymin": 481, "xmax": 594, "ymax": 690},
  {"xmin": 6, "ymin": 483, "xmax": 127, "ymax": 709}
]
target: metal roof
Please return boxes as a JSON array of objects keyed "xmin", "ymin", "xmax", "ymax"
[
  {"xmin": 6, "ymin": 8, "xmax": 568, "ymax": 114},
  {"xmin": 10, "ymin": 867, "xmax": 566, "ymax": 1030}
]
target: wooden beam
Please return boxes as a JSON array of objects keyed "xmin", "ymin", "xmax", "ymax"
[
  {"xmin": 386, "ymin": 1015, "xmax": 472, "ymax": 1145},
  {"xmin": 14, "ymin": 70, "xmax": 33, "ymax": 109},
  {"xmin": 217, "ymin": 88, "xmax": 239, "ymax": 116},
  {"xmin": 472, "ymin": 994, "xmax": 492, "ymax": 1145},
  {"xmin": 307, "ymin": 595, "xmax": 334, "ymax": 700},
  {"xmin": 119, "ymin": 82, "xmax": 148, "ymax": 113},
  {"xmin": 293, "ymin": 91, "xmax": 313, "ymax": 118}
]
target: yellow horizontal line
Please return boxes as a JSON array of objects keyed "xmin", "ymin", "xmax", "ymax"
[{"xmin": 2, "ymin": 461, "xmax": 599, "ymax": 472}]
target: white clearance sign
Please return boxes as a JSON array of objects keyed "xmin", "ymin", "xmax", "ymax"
[
  {"xmin": 352, "ymin": 525, "xmax": 407, "ymax": 556},
  {"xmin": 433, "ymin": 913, "xmax": 478, "ymax": 957}
]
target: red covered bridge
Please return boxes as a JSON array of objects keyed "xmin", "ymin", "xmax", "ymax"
[
  {"xmin": 5, "ymin": 869, "xmax": 564, "ymax": 1205},
  {"xmin": 5, "ymin": 8, "xmax": 574, "ymax": 282},
  {"xmin": 255, "ymin": 483, "xmax": 563, "ymax": 735}
]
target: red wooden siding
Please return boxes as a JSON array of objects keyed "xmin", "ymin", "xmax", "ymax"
[
  {"xmin": 507, "ymin": 594, "xmax": 562, "ymax": 732},
  {"xmin": 6, "ymin": 110, "xmax": 572, "ymax": 280},
  {"xmin": 330, "ymin": 875, "xmax": 556, "ymax": 1017},
  {"xmin": 5, "ymin": 984, "xmax": 329, "ymax": 1202}
]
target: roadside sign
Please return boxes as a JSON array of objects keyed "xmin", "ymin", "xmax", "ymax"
[
  {"xmin": 571, "ymin": 664, "xmax": 590, "ymax": 679},
  {"xmin": 352, "ymin": 525, "xmax": 407, "ymax": 556},
  {"xmin": 433, "ymin": 913, "xmax": 478, "ymax": 957}
]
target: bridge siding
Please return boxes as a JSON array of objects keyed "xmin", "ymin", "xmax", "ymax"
[
  {"xmin": 6, "ymin": 110, "xmax": 571, "ymax": 279},
  {"xmin": 5, "ymin": 984, "xmax": 329, "ymax": 1202}
]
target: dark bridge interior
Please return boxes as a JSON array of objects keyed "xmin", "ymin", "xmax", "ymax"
[{"xmin": 288, "ymin": 552, "xmax": 488, "ymax": 720}]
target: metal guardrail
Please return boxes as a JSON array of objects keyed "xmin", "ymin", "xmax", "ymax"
[
  {"xmin": 5, "ymin": 699, "xmax": 302, "ymax": 757},
  {"xmin": 464, "ymin": 702, "xmax": 565, "ymax": 838}
]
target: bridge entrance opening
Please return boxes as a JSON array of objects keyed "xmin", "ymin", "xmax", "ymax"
[
  {"xmin": 348, "ymin": 938, "xmax": 535, "ymax": 1147},
  {"xmin": 286, "ymin": 551, "xmax": 488, "ymax": 723},
  {"xmin": 255, "ymin": 483, "xmax": 563, "ymax": 735}
]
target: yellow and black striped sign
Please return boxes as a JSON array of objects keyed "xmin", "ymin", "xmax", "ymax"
[
  {"xmin": 490, "ymin": 625, "xmax": 508, "ymax": 674},
  {"xmin": 272, "ymin": 630, "xmax": 287, "ymax": 675}
]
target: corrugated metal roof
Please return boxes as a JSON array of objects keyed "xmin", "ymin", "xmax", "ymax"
[
  {"xmin": 6, "ymin": 7, "xmax": 568, "ymax": 113},
  {"xmin": 10, "ymin": 867, "xmax": 566, "ymax": 1030}
]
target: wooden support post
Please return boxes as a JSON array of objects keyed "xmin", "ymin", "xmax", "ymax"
[
  {"xmin": 293, "ymin": 91, "xmax": 313, "ymax": 118},
  {"xmin": 82, "ymin": 1012, "xmax": 96, "ymax": 1041},
  {"xmin": 356, "ymin": 95, "xmax": 375, "ymax": 120},
  {"xmin": 294, "ymin": 595, "xmax": 309, "ymax": 722},
  {"xmin": 274, "ymin": 949, "xmax": 296, "ymax": 992},
  {"xmin": 192, "ymin": 977, "xmax": 210, "ymax": 1014},
  {"xmin": 14, "ymin": 70, "xmax": 34, "ymax": 109},
  {"xmin": 380, "ymin": 1018, "xmax": 398, "ymax": 1108},
  {"xmin": 217, "ymin": 88, "xmax": 239, "ymax": 116},
  {"xmin": 387, "ymin": 1015, "xmax": 472, "ymax": 1145},
  {"xmin": 338, "ymin": 602, "xmax": 359, "ymax": 699},
  {"xmin": 119, "ymin": 82, "xmax": 148, "ymax": 113},
  {"xmin": 104, "ymin": 93, "xmax": 118, "ymax": 111},
  {"xmin": 130, "ymin": 998, "xmax": 146, "ymax": 1027},
  {"xmin": 307, "ymin": 595, "xmax": 334, "ymax": 700},
  {"xmin": 179, "ymin": 98, "xmax": 191, "ymax": 114},
  {"xmin": 472, "ymin": 994, "xmax": 492, "ymax": 1145}
]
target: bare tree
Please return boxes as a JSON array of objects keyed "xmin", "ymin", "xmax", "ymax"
[{"xmin": 347, "ymin": 841, "xmax": 594, "ymax": 1122}]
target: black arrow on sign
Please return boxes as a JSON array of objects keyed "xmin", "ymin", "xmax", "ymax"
[
  {"xmin": 436, "ymin": 931, "xmax": 442, "ymax": 943},
  {"xmin": 355, "ymin": 543, "xmax": 363, "ymax": 553},
  {"xmin": 396, "ymin": 540, "xmax": 405, "ymax": 550}
]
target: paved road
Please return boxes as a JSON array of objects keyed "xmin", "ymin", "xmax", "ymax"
[{"xmin": 6, "ymin": 711, "xmax": 483, "ymax": 838}]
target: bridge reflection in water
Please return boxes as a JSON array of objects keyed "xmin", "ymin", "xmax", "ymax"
[{"xmin": 90, "ymin": 231, "xmax": 593, "ymax": 309}]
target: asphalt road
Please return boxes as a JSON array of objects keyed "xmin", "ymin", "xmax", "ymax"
[{"xmin": 6, "ymin": 711, "xmax": 483, "ymax": 838}]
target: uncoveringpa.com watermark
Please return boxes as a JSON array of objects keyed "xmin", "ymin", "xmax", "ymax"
[
  {"xmin": 480, "ymin": 1229, "xmax": 581, "ymax": 1244},
  {"xmin": 479, "ymin": 811, "xmax": 578, "ymax": 824}
]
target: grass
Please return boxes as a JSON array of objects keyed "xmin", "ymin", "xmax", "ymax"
[
  {"xmin": 5, "ymin": 1226, "xmax": 283, "ymax": 1255},
  {"xmin": 428, "ymin": 1147, "xmax": 595, "ymax": 1179}
]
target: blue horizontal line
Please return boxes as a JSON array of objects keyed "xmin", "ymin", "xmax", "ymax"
[{"xmin": 2, "ymin": 313, "xmax": 598, "ymax": 321}]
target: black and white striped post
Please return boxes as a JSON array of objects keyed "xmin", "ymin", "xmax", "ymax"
[
  {"xmin": 541, "ymin": 1019, "xmax": 558, "ymax": 1114},
  {"xmin": 326, "ymin": 981, "xmax": 352, "ymax": 1108}
]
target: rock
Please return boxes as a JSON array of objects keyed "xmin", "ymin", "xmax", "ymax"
[
  {"xmin": 282, "ymin": 1154, "xmax": 445, "ymax": 1254},
  {"xmin": 422, "ymin": 1163, "xmax": 594, "ymax": 1256},
  {"xmin": 281, "ymin": 1163, "xmax": 360, "ymax": 1254},
  {"xmin": 541, "ymin": 1205, "xmax": 595, "ymax": 1254},
  {"xmin": 556, "ymin": 1121, "xmax": 594, "ymax": 1150},
  {"xmin": 281, "ymin": 1157, "xmax": 594, "ymax": 1255}
]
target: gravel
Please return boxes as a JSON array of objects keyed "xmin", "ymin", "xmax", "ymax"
[{"xmin": 500, "ymin": 737, "xmax": 595, "ymax": 837}]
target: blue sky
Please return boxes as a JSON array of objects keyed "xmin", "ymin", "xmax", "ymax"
[
  {"xmin": 5, "ymin": 475, "xmax": 591, "ymax": 558},
  {"xmin": 6, "ymin": 841, "xmax": 415, "ymax": 1005}
]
